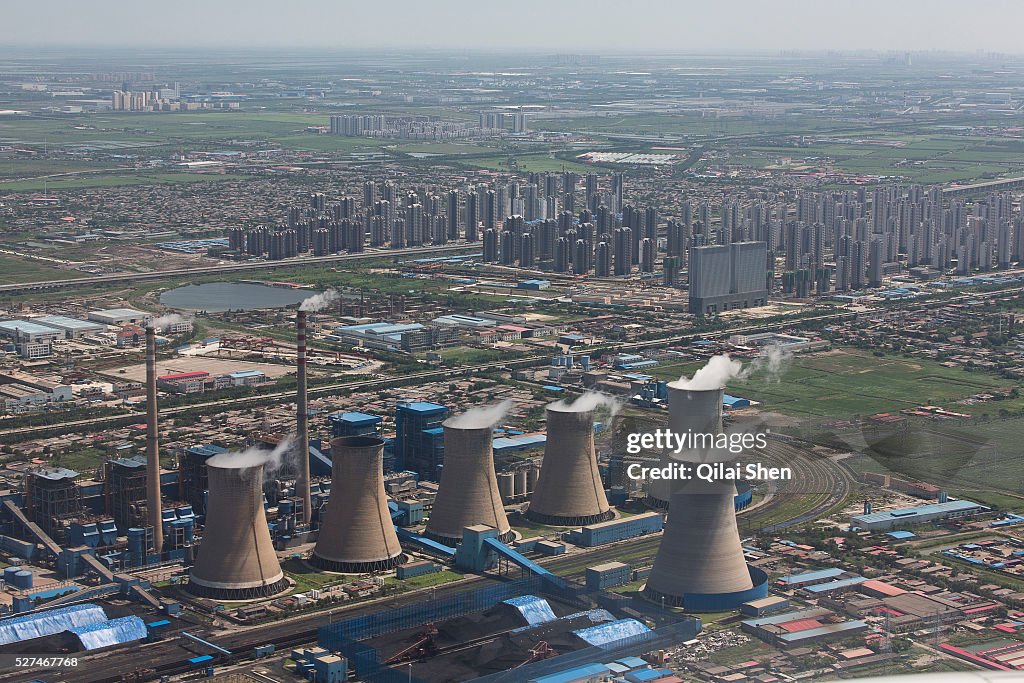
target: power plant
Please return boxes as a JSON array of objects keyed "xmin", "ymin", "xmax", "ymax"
[
  {"xmin": 295, "ymin": 309, "xmax": 312, "ymax": 524},
  {"xmin": 144, "ymin": 324, "xmax": 163, "ymax": 555},
  {"xmin": 525, "ymin": 402, "xmax": 613, "ymax": 526},
  {"xmin": 423, "ymin": 419, "xmax": 513, "ymax": 545},
  {"xmin": 187, "ymin": 458, "xmax": 288, "ymax": 600},
  {"xmin": 311, "ymin": 436, "xmax": 404, "ymax": 572},
  {"xmin": 642, "ymin": 385, "xmax": 768, "ymax": 609}
]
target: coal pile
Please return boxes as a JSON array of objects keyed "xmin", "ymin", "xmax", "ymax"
[{"xmin": 370, "ymin": 597, "xmax": 614, "ymax": 683}]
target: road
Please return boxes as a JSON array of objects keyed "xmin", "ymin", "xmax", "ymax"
[
  {"xmin": 0, "ymin": 244, "xmax": 479, "ymax": 295},
  {"xmin": 0, "ymin": 310, "xmax": 860, "ymax": 442}
]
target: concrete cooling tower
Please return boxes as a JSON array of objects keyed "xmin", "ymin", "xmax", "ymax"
[
  {"xmin": 188, "ymin": 461, "xmax": 288, "ymax": 600},
  {"xmin": 646, "ymin": 386, "xmax": 725, "ymax": 506},
  {"xmin": 311, "ymin": 436, "xmax": 404, "ymax": 572},
  {"xmin": 525, "ymin": 404, "xmax": 613, "ymax": 526},
  {"xmin": 643, "ymin": 385, "xmax": 768, "ymax": 610},
  {"xmin": 424, "ymin": 421, "xmax": 513, "ymax": 545}
]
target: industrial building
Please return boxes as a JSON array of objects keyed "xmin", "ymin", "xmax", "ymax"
[
  {"xmin": 86, "ymin": 308, "xmax": 151, "ymax": 326},
  {"xmin": 850, "ymin": 499, "xmax": 987, "ymax": 530},
  {"xmin": 569, "ymin": 512, "xmax": 663, "ymax": 547},
  {"xmin": 329, "ymin": 411, "xmax": 383, "ymax": 437},
  {"xmin": 395, "ymin": 401, "xmax": 449, "ymax": 477},
  {"xmin": 741, "ymin": 607, "xmax": 868, "ymax": 648},
  {"xmin": 31, "ymin": 315, "xmax": 106, "ymax": 338},
  {"xmin": 0, "ymin": 319, "xmax": 63, "ymax": 358},
  {"xmin": 0, "ymin": 370, "xmax": 73, "ymax": 413}
]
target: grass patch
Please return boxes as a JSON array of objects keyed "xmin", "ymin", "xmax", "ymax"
[{"xmin": 0, "ymin": 255, "xmax": 79, "ymax": 284}]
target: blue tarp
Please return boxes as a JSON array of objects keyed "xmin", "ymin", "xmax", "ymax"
[
  {"xmin": 573, "ymin": 618, "xmax": 651, "ymax": 646},
  {"xmin": 0, "ymin": 603, "xmax": 107, "ymax": 646},
  {"xmin": 69, "ymin": 615, "xmax": 148, "ymax": 650},
  {"xmin": 503, "ymin": 595, "xmax": 557, "ymax": 626}
]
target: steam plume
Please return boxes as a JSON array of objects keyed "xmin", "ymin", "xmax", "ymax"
[
  {"xmin": 150, "ymin": 313, "xmax": 190, "ymax": 331},
  {"xmin": 551, "ymin": 391, "xmax": 621, "ymax": 418},
  {"xmin": 672, "ymin": 354, "xmax": 747, "ymax": 391},
  {"xmin": 299, "ymin": 289, "xmax": 339, "ymax": 312},
  {"xmin": 207, "ymin": 434, "xmax": 296, "ymax": 475},
  {"xmin": 446, "ymin": 400, "xmax": 513, "ymax": 429},
  {"xmin": 748, "ymin": 344, "xmax": 792, "ymax": 383}
]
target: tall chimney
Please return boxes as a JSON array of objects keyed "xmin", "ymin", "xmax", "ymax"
[
  {"xmin": 296, "ymin": 310, "xmax": 311, "ymax": 524},
  {"xmin": 145, "ymin": 325, "xmax": 163, "ymax": 555}
]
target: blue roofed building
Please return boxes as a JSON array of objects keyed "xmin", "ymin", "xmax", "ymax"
[
  {"xmin": 328, "ymin": 411, "xmax": 382, "ymax": 438},
  {"xmin": 395, "ymin": 401, "xmax": 449, "ymax": 478},
  {"xmin": 850, "ymin": 499, "xmax": 987, "ymax": 530}
]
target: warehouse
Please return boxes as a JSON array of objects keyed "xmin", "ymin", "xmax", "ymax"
[
  {"xmin": 32, "ymin": 315, "xmax": 106, "ymax": 339},
  {"xmin": 850, "ymin": 500, "xmax": 988, "ymax": 531},
  {"xmin": 87, "ymin": 308, "xmax": 151, "ymax": 326},
  {"xmin": 570, "ymin": 512, "xmax": 663, "ymax": 547},
  {"xmin": 0, "ymin": 320, "xmax": 63, "ymax": 358}
]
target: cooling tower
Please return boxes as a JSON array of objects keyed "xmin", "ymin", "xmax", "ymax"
[
  {"xmin": 646, "ymin": 386, "xmax": 724, "ymax": 507},
  {"xmin": 526, "ymin": 405, "xmax": 613, "ymax": 526},
  {"xmin": 643, "ymin": 385, "xmax": 765, "ymax": 609},
  {"xmin": 311, "ymin": 436, "xmax": 404, "ymax": 572},
  {"xmin": 144, "ymin": 325, "xmax": 163, "ymax": 554},
  {"xmin": 423, "ymin": 422, "xmax": 513, "ymax": 545},
  {"xmin": 188, "ymin": 461, "xmax": 287, "ymax": 600},
  {"xmin": 295, "ymin": 310, "xmax": 312, "ymax": 524}
]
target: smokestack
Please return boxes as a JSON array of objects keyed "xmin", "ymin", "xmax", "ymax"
[
  {"xmin": 643, "ymin": 385, "xmax": 758, "ymax": 608},
  {"xmin": 188, "ymin": 461, "xmax": 287, "ymax": 599},
  {"xmin": 296, "ymin": 310, "xmax": 311, "ymax": 524},
  {"xmin": 312, "ymin": 436, "xmax": 404, "ymax": 572},
  {"xmin": 145, "ymin": 325, "xmax": 163, "ymax": 555},
  {"xmin": 424, "ymin": 421, "xmax": 512, "ymax": 545},
  {"xmin": 526, "ymin": 404, "xmax": 613, "ymax": 526}
]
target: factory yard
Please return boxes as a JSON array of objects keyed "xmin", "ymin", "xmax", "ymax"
[{"xmin": 99, "ymin": 356, "xmax": 294, "ymax": 383}]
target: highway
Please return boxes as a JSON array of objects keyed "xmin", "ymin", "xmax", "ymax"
[{"xmin": 0, "ymin": 244, "xmax": 479, "ymax": 295}]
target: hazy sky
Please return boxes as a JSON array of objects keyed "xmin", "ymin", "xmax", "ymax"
[{"xmin": 3, "ymin": 0, "xmax": 1021, "ymax": 53}]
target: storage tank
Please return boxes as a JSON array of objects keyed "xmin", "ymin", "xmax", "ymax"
[
  {"xmin": 497, "ymin": 472, "xmax": 515, "ymax": 503},
  {"xmin": 514, "ymin": 469, "xmax": 528, "ymax": 497},
  {"xmin": 525, "ymin": 404, "xmax": 613, "ymax": 526},
  {"xmin": 526, "ymin": 464, "xmax": 540, "ymax": 493},
  {"xmin": 311, "ymin": 436, "xmax": 404, "ymax": 572},
  {"xmin": 423, "ymin": 420, "xmax": 512, "ymax": 544},
  {"xmin": 188, "ymin": 459, "xmax": 288, "ymax": 599}
]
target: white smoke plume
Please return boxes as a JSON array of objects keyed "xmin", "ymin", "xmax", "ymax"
[
  {"xmin": 748, "ymin": 344, "xmax": 792, "ymax": 384},
  {"xmin": 149, "ymin": 313, "xmax": 190, "ymax": 331},
  {"xmin": 671, "ymin": 354, "xmax": 748, "ymax": 391},
  {"xmin": 206, "ymin": 434, "xmax": 296, "ymax": 475},
  {"xmin": 446, "ymin": 400, "xmax": 514, "ymax": 429},
  {"xmin": 299, "ymin": 289, "xmax": 339, "ymax": 312},
  {"xmin": 551, "ymin": 391, "xmax": 622, "ymax": 418}
]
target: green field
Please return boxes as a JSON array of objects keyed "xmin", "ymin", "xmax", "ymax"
[
  {"xmin": 0, "ymin": 171, "xmax": 252, "ymax": 191},
  {"xmin": 651, "ymin": 348, "xmax": 1017, "ymax": 418},
  {"xmin": 0, "ymin": 254, "xmax": 79, "ymax": 284}
]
